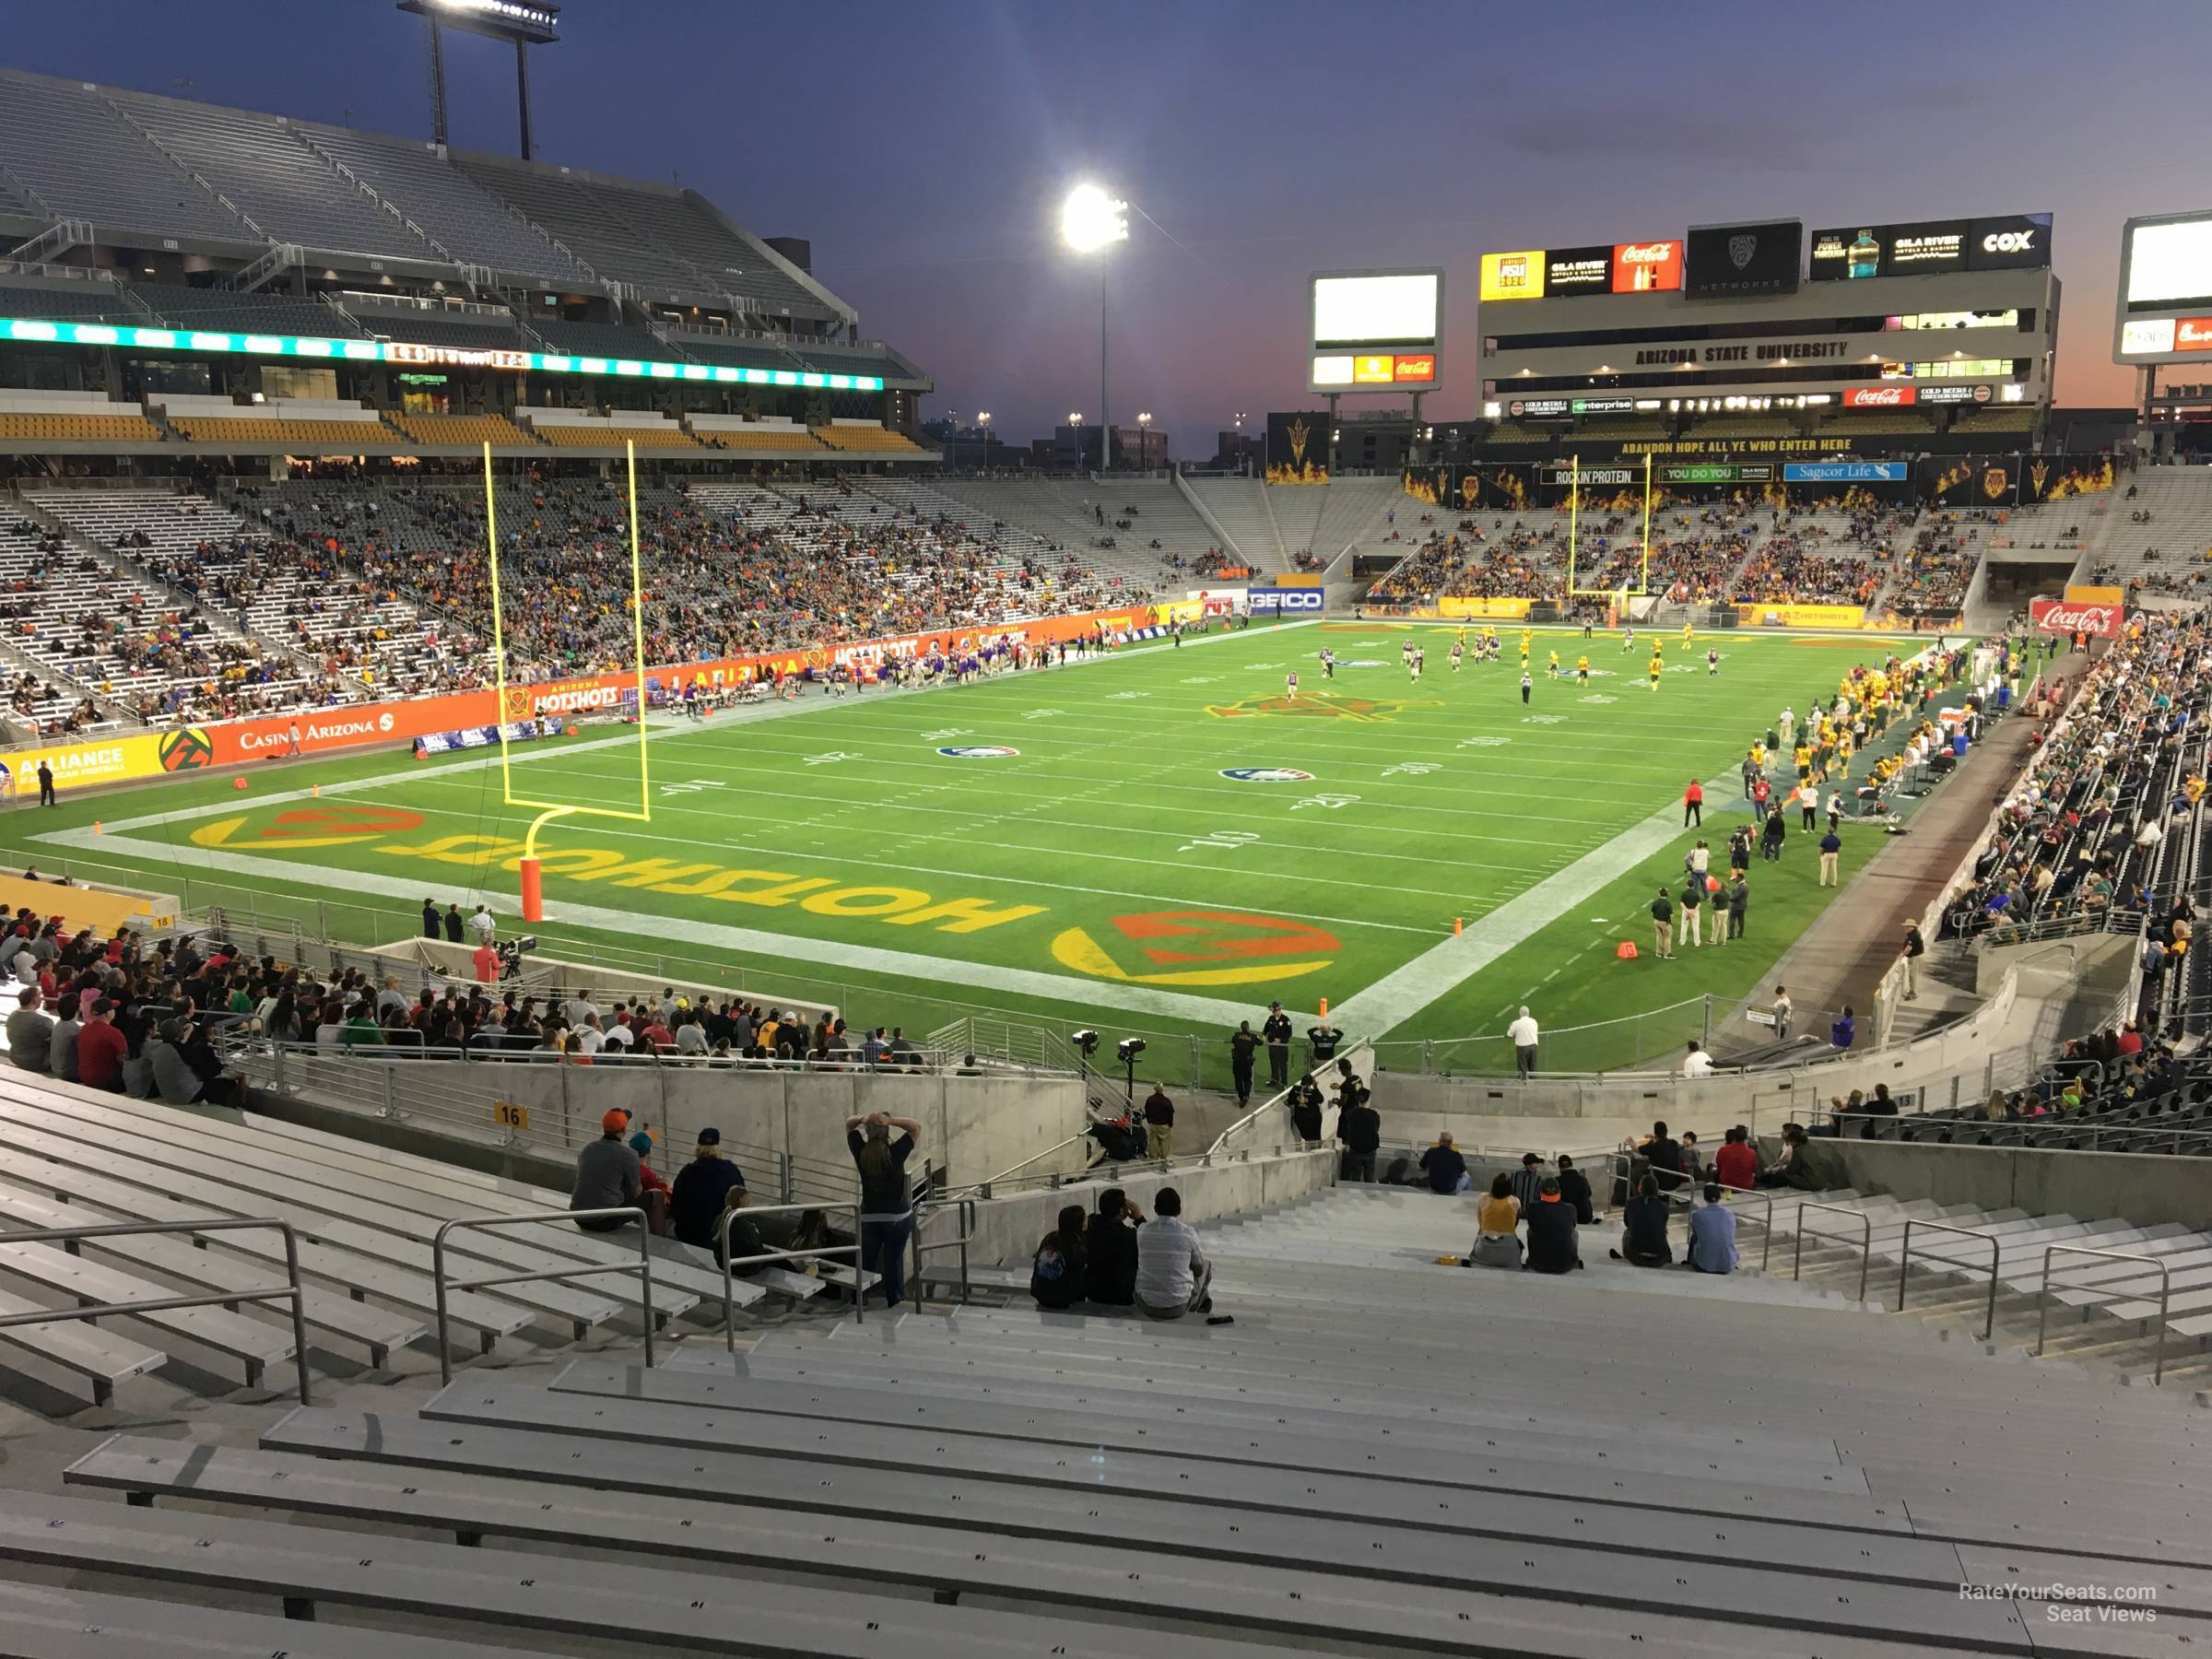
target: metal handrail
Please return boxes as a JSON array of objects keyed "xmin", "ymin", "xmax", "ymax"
[
  {"xmin": 1896, "ymin": 1218, "xmax": 2000, "ymax": 1340},
  {"xmin": 1792, "ymin": 1199, "xmax": 1873, "ymax": 1302},
  {"xmin": 2036, "ymin": 1243, "xmax": 2172, "ymax": 1384},
  {"xmin": 432, "ymin": 1207, "xmax": 654, "ymax": 1384},
  {"xmin": 1722, "ymin": 1186, "xmax": 1774, "ymax": 1272},
  {"xmin": 0, "ymin": 1217, "xmax": 312, "ymax": 1405},
  {"xmin": 910, "ymin": 1196, "xmax": 976, "ymax": 1308},
  {"xmin": 958, "ymin": 1130, "xmax": 1092, "ymax": 1197},
  {"xmin": 717, "ymin": 1199, "xmax": 865, "ymax": 1349}
]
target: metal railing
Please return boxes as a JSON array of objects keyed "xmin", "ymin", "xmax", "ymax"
[
  {"xmin": 1896, "ymin": 1218, "xmax": 2000, "ymax": 1341},
  {"xmin": 0, "ymin": 1217, "xmax": 312, "ymax": 1405},
  {"xmin": 1791, "ymin": 1199, "xmax": 1873, "ymax": 1303},
  {"xmin": 2036, "ymin": 1243, "xmax": 2173, "ymax": 1385},
  {"xmin": 718, "ymin": 1200, "xmax": 865, "ymax": 1350},
  {"xmin": 1724, "ymin": 1187, "xmax": 1775, "ymax": 1272},
  {"xmin": 432, "ymin": 1207, "xmax": 655, "ymax": 1384},
  {"xmin": 911, "ymin": 1196, "xmax": 976, "ymax": 1308}
]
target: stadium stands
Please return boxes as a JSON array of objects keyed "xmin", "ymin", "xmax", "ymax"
[
  {"xmin": 1182, "ymin": 476, "xmax": 1276, "ymax": 563},
  {"xmin": 814, "ymin": 421, "xmax": 927, "ymax": 454},
  {"xmin": 2082, "ymin": 465, "xmax": 2212, "ymax": 599},
  {"xmin": 0, "ymin": 70, "xmax": 247, "ymax": 241},
  {"xmin": 930, "ymin": 477, "xmax": 1220, "ymax": 586},
  {"xmin": 387, "ymin": 411, "xmax": 538, "ymax": 448},
  {"xmin": 295, "ymin": 122, "xmax": 584, "ymax": 283},
  {"xmin": 0, "ymin": 390, "xmax": 160, "ymax": 445},
  {"xmin": 123, "ymin": 280, "xmax": 365, "ymax": 337},
  {"xmin": 687, "ymin": 418, "xmax": 826, "ymax": 453}
]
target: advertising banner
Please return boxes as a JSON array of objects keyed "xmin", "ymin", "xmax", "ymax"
[
  {"xmin": 1543, "ymin": 245, "xmax": 1613, "ymax": 296},
  {"xmin": 1657, "ymin": 463, "xmax": 1775, "ymax": 485},
  {"xmin": 1685, "ymin": 219, "xmax": 1802, "ymax": 298},
  {"xmin": 1267, "ymin": 410, "xmax": 1330, "ymax": 479},
  {"xmin": 1968, "ymin": 213, "xmax": 2053, "ymax": 272},
  {"xmin": 0, "ymin": 730, "xmax": 200, "ymax": 799},
  {"xmin": 1735, "ymin": 603, "xmax": 1866, "ymax": 629},
  {"xmin": 1457, "ymin": 466, "xmax": 1535, "ymax": 512},
  {"xmin": 2022, "ymin": 455, "xmax": 2117, "ymax": 503},
  {"xmin": 2030, "ymin": 597, "xmax": 2123, "ymax": 639},
  {"xmin": 1812, "ymin": 214, "xmax": 2050, "ymax": 279},
  {"xmin": 1781, "ymin": 461, "xmax": 1909, "ymax": 483},
  {"xmin": 1841, "ymin": 385, "xmax": 1916, "ymax": 408},
  {"xmin": 1438, "ymin": 596, "xmax": 1533, "ymax": 619},
  {"xmin": 1479, "ymin": 251, "xmax": 1546, "ymax": 302},
  {"xmin": 2065, "ymin": 584, "xmax": 2124, "ymax": 606},
  {"xmin": 1612, "ymin": 240, "xmax": 1682, "ymax": 292},
  {"xmin": 1246, "ymin": 587, "xmax": 1326, "ymax": 613}
]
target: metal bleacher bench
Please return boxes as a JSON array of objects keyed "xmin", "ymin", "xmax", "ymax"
[{"xmin": 0, "ymin": 1581, "xmax": 573, "ymax": 1659}]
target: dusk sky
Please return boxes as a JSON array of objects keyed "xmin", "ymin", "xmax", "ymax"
[{"xmin": 16, "ymin": 1, "xmax": 2205, "ymax": 454}]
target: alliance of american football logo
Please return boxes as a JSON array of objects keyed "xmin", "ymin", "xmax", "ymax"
[{"xmin": 157, "ymin": 726, "xmax": 215, "ymax": 771}]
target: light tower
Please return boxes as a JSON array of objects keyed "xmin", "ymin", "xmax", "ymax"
[
  {"xmin": 1060, "ymin": 183, "xmax": 1128, "ymax": 475},
  {"xmin": 397, "ymin": 0, "xmax": 561, "ymax": 160}
]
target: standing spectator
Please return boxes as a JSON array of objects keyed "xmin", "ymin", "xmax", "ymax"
[
  {"xmin": 1650, "ymin": 886, "xmax": 1675, "ymax": 959},
  {"xmin": 1134, "ymin": 1187, "xmax": 1222, "ymax": 1322},
  {"xmin": 1682, "ymin": 778, "xmax": 1703, "ymax": 827},
  {"xmin": 846, "ymin": 1111, "xmax": 922, "ymax": 1307},
  {"xmin": 1728, "ymin": 875, "xmax": 1749, "ymax": 941},
  {"xmin": 1760, "ymin": 808, "xmax": 1785, "ymax": 864},
  {"xmin": 1611, "ymin": 1174, "xmax": 1675, "ymax": 1265},
  {"xmin": 1771, "ymin": 984, "xmax": 1794, "ymax": 1041},
  {"xmin": 1687, "ymin": 1184, "xmax": 1739, "ymax": 1274},
  {"xmin": 1141, "ymin": 1082, "xmax": 1175, "ymax": 1160},
  {"xmin": 444, "ymin": 903, "xmax": 465, "ymax": 945},
  {"xmin": 470, "ymin": 904, "xmax": 497, "ymax": 947},
  {"xmin": 1228, "ymin": 1019, "xmax": 1258, "ymax": 1105},
  {"xmin": 1030, "ymin": 1204, "xmax": 1089, "ymax": 1311},
  {"xmin": 420, "ymin": 898, "xmax": 440, "ymax": 939},
  {"xmin": 1524, "ymin": 1176, "xmax": 1583, "ymax": 1273},
  {"xmin": 36, "ymin": 759, "xmax": 54, "ymax": 807},
  {"xmin": 668, "ymin": 1128, "xmax": 746, "ymax": 1253},
  {"xmin": 570, "ymin": 1109, "xmax": 643, "ymax": 1232},
  {"xmin": 1507, "ymin": 1005, "xmax": 1540, "ymax": 1077},
  {"xmin": 1418, "ymin": 1132, "xmax": 1470, "ymax": 1194},
  {"xmin": 1261, "ymin": 1001, "xmax": 1293, "ymax": 1089},
  {"xmin": 1307, "ymin": 1017, "xmax": 1342, "ymax": 1070},
  {"xmin": 1818, "ymin": 826, "xmax": 1841, "ymax": 887},
  {"xmin": 1678, "ymin": 875, "xmax": 1704, "ymax": 949},
  {"xmin": 5, "ymin": 987, "xmax": 51, "ymax": 1072},
  {"xmin": 1900, "ymin": 920, "xmax": 1926, "ymax": 1000},
  {"xmin": 1336, "ymin": 1083, "xmax": 1381, "ymax": 1182},
  {"xmin": 1083, "ymin": 1187, "xmax": 1143, "ymax": 1305},
  {"xmin": 1288, "ymin": 1074, "xmax": 1324, "ymax": 1143}
]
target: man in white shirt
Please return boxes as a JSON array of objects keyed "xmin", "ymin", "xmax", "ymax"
[
  {"xmin": 470, "ymin": 905, "xmax": 497, "ymax": 946},
  {"xmin": 571, "ymin": 1015, "xmax": 606, "ymax": 1057},
  {"xmin": 1134, "ymin": 1188, "xmax": 1220, "ymax": 1322},
  {"xmin": 1679, "ymin": 1041, "xmax": 1714, "ymax": 1080},
  {"xmin": 1506, "ymin": 1006, "xmax": 1540, "ymax": 1077}
]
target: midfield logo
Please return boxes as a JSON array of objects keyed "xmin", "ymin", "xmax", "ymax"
[{"xmin": 1206, "ymin": 691, "xmax": 1436, "ymax": 723}]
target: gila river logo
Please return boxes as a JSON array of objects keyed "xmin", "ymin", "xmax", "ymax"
[{"xmin": 1051, "ymin": 908, "xmax": 1338, "ymax": 987}]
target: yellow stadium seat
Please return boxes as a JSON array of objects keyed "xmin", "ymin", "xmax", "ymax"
[
  {"xmin": 696, "ymin": 427, "xmax": 826, "ymax": 452},
  {"xmin": 391, "ymin": 413, "xmax": 539, "ymax": 447},
  {"xmin": 814, "ymin": 425, "xmax": 924, "ymax": 453}
]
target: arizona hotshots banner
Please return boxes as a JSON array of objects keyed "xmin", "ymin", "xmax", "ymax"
[
  {"xmin": 2029, "ymin": 596, "xmax": 2124, "ymax": 639},
  {"xmin": 0, "ymin": 604, "xmax": 1153, "ymax": 794}
]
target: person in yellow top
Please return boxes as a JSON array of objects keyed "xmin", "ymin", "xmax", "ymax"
[
  {"xmin": 1576, "ymin": 654, "xmax": 1590, "ymax": 684},
  {"xmin": 2187, "ymin": 775, "xmax": 2207, "ymax": 805},
  {"xmin": 1456, "ymin": 626, "xmax": 1467, "ymax": 649},
  {"xmin": 1794, "ymin": 743, "xmax": 1813, "ymax": 781},
  {"xmin": 1547, "ymin": 650, "xmax": 1561, "ymax": 678},
  {"xmin": 1485, "ymin": 626, "xmax": 1499, "ymax": 647},
  {"xmin": 1647, "ymin": 653, "xmax": 1664, "ymax": 691},
  {"xmin": 1681, "ymin": 622, "xmax": 1695, "ymax": 646},
  {"xmin": 1519, "ymin": 640, "xmax": 1532, "ymax": 666},
  {"xmin": 1750, "ymin": 741, "xmax": 1767, "ymax": 771}
]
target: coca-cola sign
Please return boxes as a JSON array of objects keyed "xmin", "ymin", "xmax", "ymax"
[
  {"xmin": 1842, "ymin": 385, "xmax": 1916, "ymax": 407},
  {"xmin": 1611, "ymin": 240, "xmax": 1682, "ymax": 292},
  {"xmin": 2030, "ymin": 598, "xmax": 2123, "ymax": 638}
]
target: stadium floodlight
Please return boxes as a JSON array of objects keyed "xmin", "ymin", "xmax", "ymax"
[
  {"xmin": 1061, "ymin": 183, "xmax": 1129, "ymax": 475},
  {"xmin": 399, "ymin": 0, "xmax": 559, "ymax": 158}
]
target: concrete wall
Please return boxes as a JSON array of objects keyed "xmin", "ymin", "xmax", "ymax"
[
  {"xmin": 932, "ymin": 1145, "xmax": 1339, "ymax": 1269},
  {"xmin": 269, "ymin": 1054, "xmax": 1085, "ymax": 1198},
  {"xmin": 1376, "ymin": 967, "xmax": 2023, "ymax": 1144},
  {"xmin": 1800, "ymin": 1136, "xmax": 2212, "ymax": 1233}
]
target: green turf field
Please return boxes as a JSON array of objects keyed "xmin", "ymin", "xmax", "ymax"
[{"xmin": 4, "ymin": 617, "xmax": 1924, "ymax": 1084}]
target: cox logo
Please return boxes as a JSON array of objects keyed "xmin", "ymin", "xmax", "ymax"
[{"xmin": 1982, "ymin": 229, "xmax": 2036, "ymax": 254}]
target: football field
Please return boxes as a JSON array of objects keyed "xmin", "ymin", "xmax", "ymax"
[{"xmin": 11, "ymin": 618, "xmax": 1923, "ymax": 1083}]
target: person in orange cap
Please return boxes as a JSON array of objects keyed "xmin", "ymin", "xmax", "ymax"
[{"xmin": 570, "ymin": 1107, "xmax": 644, "ymax": 1233}]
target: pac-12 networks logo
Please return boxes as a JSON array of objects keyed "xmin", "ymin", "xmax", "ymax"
[{"xmin": 1053, "ymin": 909, "xmax": 1339, "ymax": 986}]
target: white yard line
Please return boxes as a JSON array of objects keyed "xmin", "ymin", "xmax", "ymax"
[{"xmin": 1327, "ymin": 771, "xmax": 1735, "ymax": 1037}]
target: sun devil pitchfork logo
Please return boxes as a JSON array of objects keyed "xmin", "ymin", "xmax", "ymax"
[{"xmin": 1051, "ymin": 908, "xmax": 1339, "ymax": 986}]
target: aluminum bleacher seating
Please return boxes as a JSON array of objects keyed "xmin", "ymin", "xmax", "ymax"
[{"xmin": 0, "ymin": 70, "xmax": 246, "ymax": 241}]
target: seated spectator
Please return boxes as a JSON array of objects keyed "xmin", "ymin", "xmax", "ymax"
[
  {"xmin": 717, "ymin": 1183, "xmax": 769, "ymax": 1276},
  {"xmin": 5, "ymin": 986, "xmax": 51, "ymax": 1072},
  {"xmin": 1640, "ymin": 1120, "xmax": 1685, "ymax": 1194},
  {"xmin": 1523, "ymin": 1176, "xmax": 1583, "ymax": 1273},
  {"xmin": 1509, "ymin": 1151, "xmax": 1545, "ymax": 1212},
  {"xmin": 1418, "ymin": 1132, "xmax": 1470, "ymax": 1194},
  {"xmin": 47, "ymin": 991, "xmax": 81, "ymax": 1083},
  {"xmin": 1756, "ymin": 1122, "xmax": 1818, "ymax": 1189},
  {"xmin": 668, "ymin": 1126, "xmax": 746, "ymax": 1253},
  {"xmin": 1713, "ymin": 1125, "xmax": 1759, "ymax": 1190},
  {"xmin": 1083, "ymin": 1187, "xmax": 1143, "ymax": 1306},
  {"xmin": 628, "ymin": 1130, "xmax": 672, "ymax": 1235},
  {"xmin": 1466, "ymin": 1173, "xmax": 1523, "ymax": 1268},
  {"xmin": 1686, "ymin": 1184, "xmax": 1739, "ymax": 1274},
  {"xmin": 76, "ymin": 997, "xmax": 126, "ymax": 1090},
  {"xmin": 1030, "ymin": 1203, "xmax": 1089, "ymax": 1311},
  {"xmin": 1611, "ymin": 1174, "xmax": 1674, "ymax": 1265},
  {"xmin": 1134, "ymin": 1187, "xmax": 1225, "ymax": 1323},
  {"xmin": 570, "ymin": 1108, "xmax": 643, "ymax": 1232},
  {"xmin": 1554, "ymin": 1154, "xmax": 1594, "ymax": 1223}
]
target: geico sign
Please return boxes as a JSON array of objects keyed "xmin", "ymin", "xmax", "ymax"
[
  {"xmin": 1982, "ymin": 229, "xmax": 2036, "ymax": 254},
  {"xmin": 2030, "ymin": 600, "xmax": 2121, "ymax": 637},
  {"xmin": 533, "ymin": 685, "xmax": 622, "ymax": 714}
]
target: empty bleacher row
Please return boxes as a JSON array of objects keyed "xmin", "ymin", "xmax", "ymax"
[
  {"xmin": 2080, "ymin": 465, "xmax": 2212, "ymax": 600},
  {"xmin": 0, "ymin": 1177, "xmax": 2196, "ymax": 1654}
]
